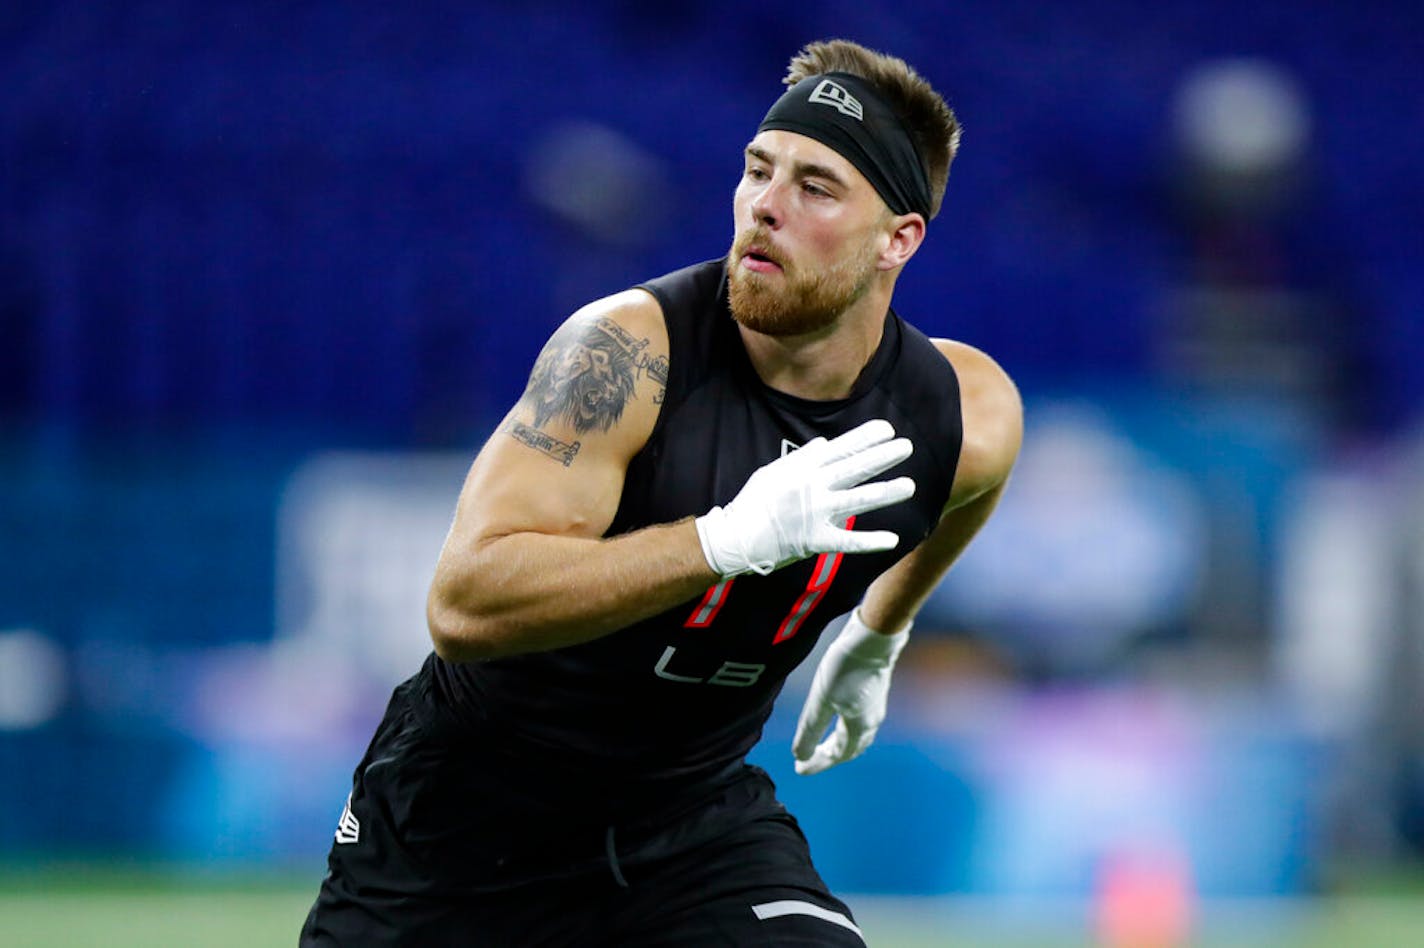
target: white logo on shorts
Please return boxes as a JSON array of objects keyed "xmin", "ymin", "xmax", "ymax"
[
  {"xmin": 808, "ymin": 79, "xmax": 863, "ymax": 120},
  {"xmin": 334, "ymin": 792, "xmax": 360, "ymax": 844}
]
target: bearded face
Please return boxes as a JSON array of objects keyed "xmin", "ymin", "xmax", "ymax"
[{"xmin": 726, "ymin": 227, "xmax": 882, "ymax": 337}]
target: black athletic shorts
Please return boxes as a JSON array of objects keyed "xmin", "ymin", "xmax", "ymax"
[{"xmin": 299, "ymin": 672, "xmax": 865, "ymax": 947}]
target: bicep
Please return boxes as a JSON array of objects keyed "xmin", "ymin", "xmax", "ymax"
[
  {"xmin": 442, "ymin": 295, "xmax": 668, "ymax": 554},
  {"xmin": 449, "ymin": 411, "xmax": 629, "ymax": 551}
]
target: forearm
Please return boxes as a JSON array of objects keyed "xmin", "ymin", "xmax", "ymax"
[
  {"xmin": 857, "ymin": 562, "xmax": 933, "ymax": 636},
  {"xmin": 858, "ymin": 481, "xmax": 1009, "ymax": 635},
  {"xmin": 428, "ymin": 518, "xmax": 717, "ymax": 662}
]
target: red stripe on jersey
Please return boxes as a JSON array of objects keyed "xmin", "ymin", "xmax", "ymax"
[
  {"xmin": 772, "ymin": 515, "xmax": 855, "ymax": 644},
  {"xmin": 684, "ymin": 577, "xmax": 735, "ymax": 628}
]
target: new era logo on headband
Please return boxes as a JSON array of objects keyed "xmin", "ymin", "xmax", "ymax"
[{"xmin": 807, "ymin": 79, "xmax": 863, "ymax": 120}]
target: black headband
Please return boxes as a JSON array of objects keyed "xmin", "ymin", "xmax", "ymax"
[{"xmin": 757, "ymin": 71, "xmax": 932, "ymax": 219}]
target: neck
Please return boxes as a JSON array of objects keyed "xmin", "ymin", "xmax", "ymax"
[{"xmin": 737, "ymin": 288, "xmax": 891, "ymax": 401}]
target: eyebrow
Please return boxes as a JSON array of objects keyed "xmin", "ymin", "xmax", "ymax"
[{"xmin": 745, "ymin": 145, "xmax": 849, "ymax": 190}]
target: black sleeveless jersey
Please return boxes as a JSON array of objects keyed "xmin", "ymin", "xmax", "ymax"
[{"xmin": 431, "ymin": 258, "xmax": 962, "ymax": 821}]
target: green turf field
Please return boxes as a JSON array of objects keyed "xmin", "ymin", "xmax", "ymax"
[{"xmin": 4, "ymin": 867, "xmax": 1424, "ymax": 947}]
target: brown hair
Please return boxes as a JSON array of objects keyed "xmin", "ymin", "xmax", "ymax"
[{"xmin": 784, "ymin": 39, "xmax": 961, "ymax": 220}]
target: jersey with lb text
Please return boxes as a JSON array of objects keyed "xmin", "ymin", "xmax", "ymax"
[{"xmin": 431, "ymin": 258, "xmax": 963, "ymax": 820}]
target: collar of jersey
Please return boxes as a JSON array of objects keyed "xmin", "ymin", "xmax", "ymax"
[{"xmin": 726, "ymin": 305, "xmax": 903, "ymax": 416}]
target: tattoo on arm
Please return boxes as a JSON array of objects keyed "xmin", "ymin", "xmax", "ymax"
[
  {"xmin": 502, "ymin": 420, "xmax": 581, "ymax": 466},
  {"xmin": 521, "ymin": 316, "xmax": 668, "ymax": 433},
  {"xmin": 644, "ymin": 354, "xmax": 669, "ymax": 405}
]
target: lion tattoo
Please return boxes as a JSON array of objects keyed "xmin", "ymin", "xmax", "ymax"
[{"xmin": 525, "ymin": 320, "xmax": 640, "ymax": 434}]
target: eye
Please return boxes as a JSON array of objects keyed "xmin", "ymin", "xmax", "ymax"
[
  {"xmin": 745, "ymin": 166, "xmax": 769, "ymax": 181},
  {"xmin": 802, "ymin": 182, "xmax": 830, "ymax": 198}
]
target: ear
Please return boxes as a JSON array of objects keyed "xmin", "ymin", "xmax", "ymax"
[{"xmin": 876, "ymin": 213, "xmax": 926, "ymax": 271}]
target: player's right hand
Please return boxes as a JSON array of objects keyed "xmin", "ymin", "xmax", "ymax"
[{"xmin": 693, "ymin": 419, "xmax": 915, "ymax": 577}]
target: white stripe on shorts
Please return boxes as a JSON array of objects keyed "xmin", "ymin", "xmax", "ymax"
[{"xmin": 751, "ymin": 900, "xmax": 864, "ymax": 941}]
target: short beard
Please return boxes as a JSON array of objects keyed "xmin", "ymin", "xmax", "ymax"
[{"xmin": 726, "ymin": 233, "xmax": 880, "ymax": 338}]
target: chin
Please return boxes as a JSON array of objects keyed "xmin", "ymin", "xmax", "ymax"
[
  {"xmin": 732, "ymin": 310, "xmax": 838, "ymax": 338},
  {"xmin": 728, "ymin": 283, "xmax": 839, "ymax": 337}
]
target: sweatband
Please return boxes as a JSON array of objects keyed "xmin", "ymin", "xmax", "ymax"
[{"xmin": 758, "ymin": 72, "xmax": 932, "ymax": 219}]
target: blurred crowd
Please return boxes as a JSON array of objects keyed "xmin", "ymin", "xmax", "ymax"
[{"xmin": 3, "ymin": 0, "xmax": 1423, "ymax": 900}]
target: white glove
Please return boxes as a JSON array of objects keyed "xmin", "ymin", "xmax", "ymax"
[
  {"xmin": 694, "ymin": 419, "xmax": 914, "ymax": 577},
  {"xmin": 793, "ymin": 607, "xmax": 910, "ymax": 776}
]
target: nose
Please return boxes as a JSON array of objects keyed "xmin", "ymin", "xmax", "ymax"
[{"xmin": 748, "ymin": 179, "xmax": 782, "ymax": 229}]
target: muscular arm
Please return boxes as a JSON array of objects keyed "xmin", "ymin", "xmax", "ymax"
[
  {"xmin": 858, "ymin": 340, "xmax": 1023, "ymax": 633},
  {"xmin": 791, "ymin": 340, "xmax": 1021, "ymax": 775},
  {"xmin": 427, "ymin": 291, "xmax": 717, "ymax": 663}
]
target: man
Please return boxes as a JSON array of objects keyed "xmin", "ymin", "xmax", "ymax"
[{"xmin": 302, "ymin": 38, "xmax": 1020, "ymax": 946}]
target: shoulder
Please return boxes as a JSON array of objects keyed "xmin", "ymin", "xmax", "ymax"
[
  {"xmin": 517, "ymin": 289, "xmax": 669, "ymax": 456},
  {"xmin": 566, "ymin": 287, "xmax": 668, "ymax": 350},
  {"xmin": 930, "ymin": 338, "xmax": 1023, "ymax": 506},
  {"xmin": 545, "ymin": 286, "xmax": 669, "ymax": 380}
]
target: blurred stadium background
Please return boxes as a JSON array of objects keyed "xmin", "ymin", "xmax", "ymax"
[{"xmin": 4, "ymin": 1, "xmax": 1424, "ymax": 944}]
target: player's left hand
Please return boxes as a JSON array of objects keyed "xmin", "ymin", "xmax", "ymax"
[{"xmin": 792, "ymin": 608, "xmax": 909, "ymax": 775}]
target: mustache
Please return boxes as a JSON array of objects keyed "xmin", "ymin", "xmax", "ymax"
[{"xmin": 732, "ymin": 229, "xmax": 787, "ymax": 269}]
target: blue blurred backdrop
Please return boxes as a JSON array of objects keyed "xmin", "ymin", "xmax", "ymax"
[{"xmin": 4, "ymin": 0, "xmax": 1424, "ymax": 912}]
